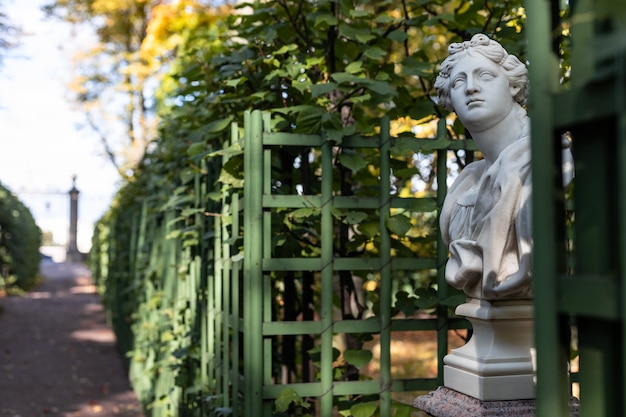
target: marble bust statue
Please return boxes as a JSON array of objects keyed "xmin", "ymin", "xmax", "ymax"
[{"xmin": 435, "ymin": 34, "xmax": 532, "ymax": 300}]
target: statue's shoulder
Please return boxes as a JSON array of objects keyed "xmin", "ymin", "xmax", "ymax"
[
  {"xmin": 443, "ymin": 160, "xmax": 488, "ymax": 211},
  {"xmin": 452, "ymin": 160, "xmax": 487, "ymax": 187}
]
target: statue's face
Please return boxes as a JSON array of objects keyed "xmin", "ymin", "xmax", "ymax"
[{"xmin": 448, "ymin": 53, "xmax": 519, "ymax": 132}]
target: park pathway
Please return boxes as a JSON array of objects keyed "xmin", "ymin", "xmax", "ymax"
[{"xmin": 0, "ymin": 261, "xmax": 144, "ymax": 417}]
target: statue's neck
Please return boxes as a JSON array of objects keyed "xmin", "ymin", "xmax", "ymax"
[{"xmin": 470, "ymin": 106, "xmax": 527, "ymax": 165}]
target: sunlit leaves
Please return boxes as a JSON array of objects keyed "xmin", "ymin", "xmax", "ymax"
[
  {"xmin": 218, "ymin": 157, "xmax": 244, "ymax": 188},
  {"xmin": 44, "ymin": 0, "xmax": 233, "ymax": 178}
]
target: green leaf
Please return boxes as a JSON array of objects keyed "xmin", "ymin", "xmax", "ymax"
[
  {"xmin": 350, "ymin": 402, "xmax": 378, "ymax": 417},
  {"xmin": 203, "ymin": 116, "xmax": 234, "ymax": 134},
  {"xmin": 311, "ymin": 82, "xmax": 337, "ymax": 97},
  {"xmin": 363, "ymin": 46, "xmax": 387, "ymax": 60},
  {"xmin": 290, "ymin": 207, "xmax": 320, "ymax": 220},
  {"xmin": 348, "ymin": 9, "xmax": 372, "ymax": 18},
  {"xmin": 391, "ymin": 400, "xmax": 416, "ymax": 417},
  {"xmin": 440, "ymin": 293, "xmax": 467, "ymax": 307},
  {"xmin": 402, "ymin": 57, "xmax": 434, "ymax": 77},
  {"xmin": 218, "ymin": 156, "xmax": 244, "ymax": 187},
  {"xmin": 308, "ymin": 346, "xmax": 340, "ymax": 364},
  {"xmin": 343, "ymin": 211, "xmax": 368, "ymax": 224},
  {"xmin": 161, "ymin": 192, "xmax": 195, "ymax": 210},
  {"xmin": 386, "ymin": 215, "xmax": 411, "ymax": 236},
  {"xmin": 365, "ymin": 79, "xmax": 396, "ymax": 96},
  {"xmin": 294, "ymin": 106, "xmax": 326, "ymax": 133},
  {"xmin": 457, "ymin": 1, "xmax": 472, "ymax": 14},
  {"xmin": 390, "ymin": 136, "xmax": 420, "ymax": 157},
  {"xmin": 339, "ymin": 23, "xmax": 376, "ymax": 43},
  {"xmin": 180, "ymin": 207, "xmax": 203, "ymax": 217},
  {"xmin": 407, "ymin": 99, "xmax": 435, "ymax": 121},
  {"xmin": 290, "ymin": 207, "xmax": 320, "ymax": 219},
  {"xmin": 343, "ymin": 349, "xmax": 373, "ymax": 368},
  {"xmin": 207, "ymin": 142, "xmax": 243, "ymax": 158},
  {"xmin": 358, "ymin": 222, "xmax": 379, "ymax": 238},
  {"xmin": 314, "ymin": 13, "xmax": 338, "ymax": 28},
  {"xmin": 388, "ymin": 29, "xmax": 408, "ymax": 43},
  {"xmin": 275, "ymin": 388, "xmax": 307, "ymax": 412},
  {"xmin": 172, "ymin": 347, "xmax": 189, "ymax": 359},
  {"xmin": 187, "ymin": 141, "xmax": 207, "ymax": 157},
  {"xmin": 324, "ymin": 124, "xmax": 354, "ymax": 142},
  {"xmin": 331, "ymin": 72, "xmax": 396, "ymax": 96},
  {"xmin": 331, "ymin": 72, "xmax": 364, "ymax": 84},
  {"xmin": 160, "ymin": 331, "xmax": 174, "ymax": 342},
  {"xmin": 414, "ymin": 287, "xmax": 439, "ymax": 309},
  {"xmin": 306, "ymin": 56, "xmax": 325, "ymax": 67},
  {"xmin": 179, "ymin": 168, "xmax": 196, "ymax": 184},
  {"xmin": 218, "ymin": 169, "xmax": 243, "ymax": 188},
  {"xmin": 374, "ymin": 14, "xmax": 397, "ymax": 24},
  {"xmin": 424, "ymin": 13, "xmax": 456, "ymax": 26},
  {"xmin": 224, "ymin": 77, "xmax": 247, "ymax": 87},
  {"xmin": 345, "ymin": 61, "xmax": 363, "ymax": 74},
  {"xmin": 395, "ymin": 290, "xmax": 417, "ymax": 316},
  {"xmin": 348, "ymin": 93, "xmax": 372, "ymax": 104},
  {"xmin": 274, "ymin": 43, "xmax": 298, "ymax": 55},
  {"xmin": 338, "ymin": 152, "xmax": 368, "ymax": 172},
  {"xmin": 292, "ymin": 75, "xmax": 312, "ymax": 94}
]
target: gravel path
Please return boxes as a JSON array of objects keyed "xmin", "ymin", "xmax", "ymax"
[{"xmin": 0, "ymin": 261, "xmax": 144, "ymax": 417}]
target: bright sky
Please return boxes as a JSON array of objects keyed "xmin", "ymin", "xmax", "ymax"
[{"xmin": 0, "ymin": 0, "xmax": 121, "ymax": 252}]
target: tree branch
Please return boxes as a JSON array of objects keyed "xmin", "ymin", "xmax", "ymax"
[
  {"xmin": 84, "ymin": 111, "xmax": 124, "ymax": 178},
  {"xmin": 276, "ymin": 0, "xmax": 311, "ymax": 49}
]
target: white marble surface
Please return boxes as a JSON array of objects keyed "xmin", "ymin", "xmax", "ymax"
[{"xmin": 435, "ymin": 33, "xmax": 532, "ymax": 301}]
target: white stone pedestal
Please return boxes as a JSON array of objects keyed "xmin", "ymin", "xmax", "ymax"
[{"xmin": 443, "ymin": 298, "xmax": 536, "ymax": 401}]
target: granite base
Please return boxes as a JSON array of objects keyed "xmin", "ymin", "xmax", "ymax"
[{"xmin": 414, "ymin": 387, "xmax": 580, "ymax": 417}]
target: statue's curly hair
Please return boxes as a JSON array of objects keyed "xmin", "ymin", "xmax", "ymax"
[{"xmin": 434, "ymin": 34, "xmax": 528, "ymax": 112}]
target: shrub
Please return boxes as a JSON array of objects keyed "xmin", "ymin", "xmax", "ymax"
[{"xmin": 0, "ymin": 182, "xmax": 42, "ymax": 292}]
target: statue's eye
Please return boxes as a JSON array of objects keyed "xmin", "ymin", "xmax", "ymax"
[
  {"xmin": 452, "ymin": 77, "xmax": 465, "ymax": 88},
  {"xmin": 479, "ymin": 71, "xmax": 495, "ymax": 80}
]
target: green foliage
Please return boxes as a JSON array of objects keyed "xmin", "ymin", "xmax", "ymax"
[{"xmin": 0, "ymin": 182, "xmax": 42, "ymax": 292}]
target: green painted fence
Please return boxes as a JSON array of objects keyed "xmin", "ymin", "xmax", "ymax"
[
  {"xmin": 527, "ymin": 0, "xmax": 626, "ymax": 416},
  {"xmin": 239, "ymin": 111, "xmax": 472, "ymax": 416},
  {"xmin": 92, "ymin": 110, "xmax": 475, "ymax": 416}
]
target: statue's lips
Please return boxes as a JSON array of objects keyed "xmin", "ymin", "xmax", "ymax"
[{"xmin": 466, "ymin": 98, "xmax": 484, "ymax": 106}]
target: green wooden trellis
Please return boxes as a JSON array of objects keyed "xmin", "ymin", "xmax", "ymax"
[
  {"xmin": 94, "ymin": 108, "xmax": 479, "ymax": 417},
  {"xmin": 526, "ymin": 0, "xmax": 626, "ymax": 416},
  {"xmin": 231, "ymin": 110, "xmax": 474, "ymax": 416}
]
